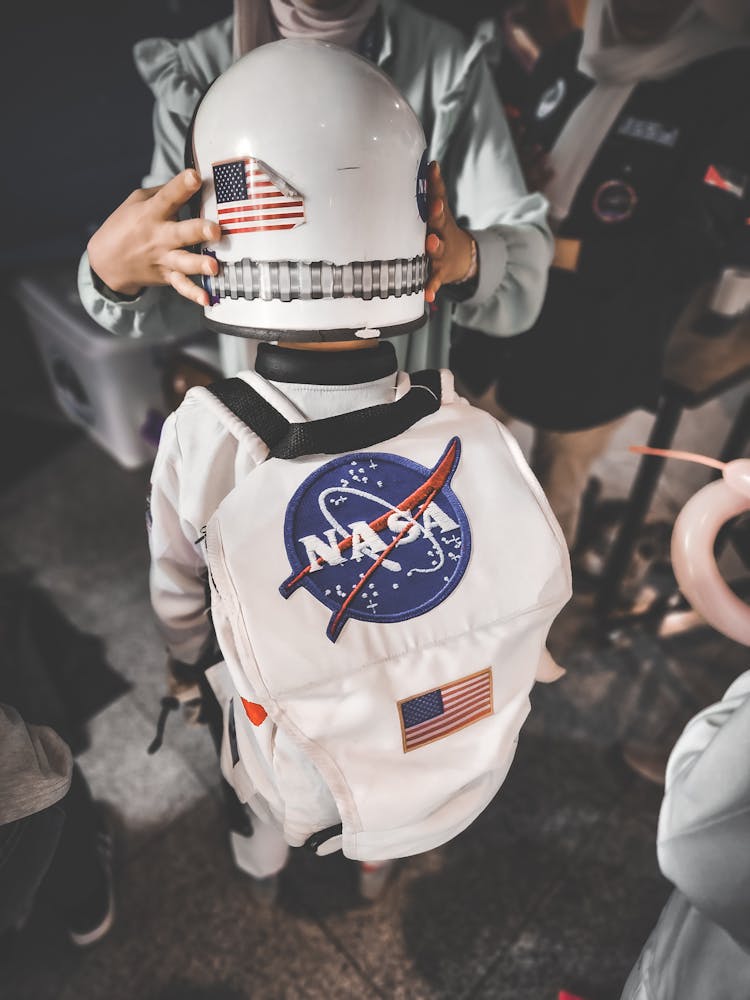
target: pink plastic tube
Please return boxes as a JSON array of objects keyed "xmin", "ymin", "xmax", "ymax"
[{"xmin": 630, "ymin": 447, "xmax": 750, "ymax": 646}]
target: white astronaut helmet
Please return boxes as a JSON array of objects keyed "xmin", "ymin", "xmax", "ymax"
[{"xmin": 190, "ymin": 38, "xmax": 429, "ymax": 342}]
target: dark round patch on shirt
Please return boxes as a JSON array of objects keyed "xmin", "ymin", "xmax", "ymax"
[{"xmin": 592, "ymin": 179, "xmax": 638, "ymax": 224}]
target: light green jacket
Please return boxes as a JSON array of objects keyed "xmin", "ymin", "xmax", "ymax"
[{"xmin": 78, "ymin": 1, "xmax": 552, "ymax": 375}]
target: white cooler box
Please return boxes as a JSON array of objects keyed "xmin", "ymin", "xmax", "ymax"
[{"xmin": 14, "ymin": 266, "xmax": 219, "ymax": 469}]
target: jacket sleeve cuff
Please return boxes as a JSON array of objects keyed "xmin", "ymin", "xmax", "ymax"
[
  {"xmin": 90, "ymin": 266, "xmax": 143, "ymax": 303},
  {"xmin": 78, "ymin": 251, "xmax": 147, "ymax": 309},
  {"xmin": 459, "ymin": 227, "xmax": 508, "ymax": 307}
]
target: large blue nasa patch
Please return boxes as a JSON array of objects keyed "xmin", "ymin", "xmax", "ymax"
[{"xmin": 280, "ymin": 437, "xmax": 470, "ymax": 643}]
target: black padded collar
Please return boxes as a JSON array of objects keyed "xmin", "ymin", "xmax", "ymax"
[{"xmin": 255, "ymin": 341, "xmax": 397, "ymax": 386}]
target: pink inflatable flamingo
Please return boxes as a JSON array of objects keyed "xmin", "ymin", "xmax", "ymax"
[{"xmin": 631, "ymin": 447, "xmax": 750, "ymax": 645}]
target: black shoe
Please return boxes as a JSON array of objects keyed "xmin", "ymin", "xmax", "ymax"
[{"xmin": 66, "ymin": 804, "xmax": 116, "ymax": 947}]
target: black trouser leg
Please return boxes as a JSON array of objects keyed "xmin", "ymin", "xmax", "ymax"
[
  {"xmin": 40, "ymin": 765, "xmax": 105, "ymax": 913},
  {"xmin": 199, "ymin": 674, "xmax": 253, "ymax": 838},
  {"xmin": 0, "ymin": 804, "xmax": 65, "ymax": 933}
]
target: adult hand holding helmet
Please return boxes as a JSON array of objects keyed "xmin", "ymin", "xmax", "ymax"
[{"xmin": 87, "ymin": 169, "xmax": 220, "ymax": 305}]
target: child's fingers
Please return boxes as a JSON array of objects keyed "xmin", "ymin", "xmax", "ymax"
[
  {"xmin": 163, "ymin": 249, "xmax": 218, "ymax": 277},
  {"xmin": 424, "ymin": 273, "xmax": 442, "ymax": 303},
  {"xmin": 172, "ymin": 216, "xmax": 222, "ymax": 249},
  {"xmin": 167, "ymin": 269, "xmax": 209, "ymax": 307},
  {"xmin": 426, "ymin": 233, "xmax": 443, "ymax": 257},
  {"xmin": 426, "ymin": 162, "xmax": 448, "ymax": 217},
  {"xmin": 429, "ymin": 197, "xmax": 445, "ymax": 227},
  {"xmin": 427, "ymin": 159, "xmax": 445, "ymax": 192},
  {"xmin": 152, "ymin": 169, "xmax": 203, "ymax": 219},
  {"xmin": 424, "ymin": 245, "xmax": 446, "ymax": 302}
]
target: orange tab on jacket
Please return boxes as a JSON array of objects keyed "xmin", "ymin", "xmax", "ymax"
[{"xmin": 241, "ymin": 697, "xmax": 268, "ymax": 726}]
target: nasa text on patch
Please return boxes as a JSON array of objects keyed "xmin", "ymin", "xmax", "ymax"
[{"xmin": 280, "ymin": 437, "xmax": 471, "ymax": 643}]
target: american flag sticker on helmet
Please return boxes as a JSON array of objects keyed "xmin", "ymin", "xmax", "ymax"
[
  {"xmin": 212, "ymin": 157, "xmax": 306, "ymax": 235},
  {"xmin": 397, "ymin": 668, "xmax": 493, "ymax": 752}
]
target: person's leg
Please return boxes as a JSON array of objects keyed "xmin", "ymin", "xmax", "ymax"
[
  {"xmin": 455, "ymin": 372, "xmax": 622, "ymax": 551},
  {"xmin": 42, "ymin": 766, "xmax": 102, "ymax": 902},
  {"xmin": 200, "ymin": 668, "xmax": 288, "ymax": 891},
  {"xmin": 452, "ymin": 374, "xmax": 513, "ymax": 425},
  {"xmin": 40, "ymin": 765, "xmax": 115, "ymax": 945},
  {"xmin": 229, "ymin": 807, "xmax": 289, "ymax": 879},
  {"xmin": 358, "ymin": 859, "xmax": 395, "ymax": 902},
  {"xmin": 0, "ymin": 804, "xmax": 65, "ymax": 935},
  {"xmin": 197, "ymin": 670, "xmax": 255, "ymax": 839},
  {"xmin": 531, "ymin": 419, "xmax": 624, "ymax": 550}
]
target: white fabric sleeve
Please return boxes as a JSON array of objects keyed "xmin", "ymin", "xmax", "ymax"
[
  {"xmin": 656, "ymin": 669, "xmax": 750, "ymax": 950},
  {"xmin": 77, "ymin": 252, "xmax": 204, "ymax": 342},
  {"xmin": 76, "ymin": 78, "xmax": 205, "ymax": 342},
  {"xmin": 148, "ymin": 413, "xmax": 212, "ymax": 665}
]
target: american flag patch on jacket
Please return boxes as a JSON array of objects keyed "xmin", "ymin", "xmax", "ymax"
[
  {"xmin": 398, "ymin": 668, "xmax": 493, "ymax": 752},
  {"xmin": 212, "ymin": 157, "xmax": 306, "ymax": 235},
  {"xmin": 703, "ymin": 164, "xmax": 747, "ymax": 200}
]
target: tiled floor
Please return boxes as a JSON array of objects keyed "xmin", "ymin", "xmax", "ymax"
[{"xmin": 1, "ymin": 284, "xmax": 747, "ymax": 1000}]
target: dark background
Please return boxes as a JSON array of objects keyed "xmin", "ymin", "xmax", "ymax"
[{"xmin": 2, "ymin": 2, "xmax": 232, "ymax": 270}]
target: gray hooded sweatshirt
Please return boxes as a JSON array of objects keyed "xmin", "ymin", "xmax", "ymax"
[{"xmin": 622, "ymin": 670, "xmax": 750, "ymax": 1000}]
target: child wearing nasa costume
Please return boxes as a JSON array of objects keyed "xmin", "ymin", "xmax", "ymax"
[{"xmin": 147, "ymin": 40, "xmax": 571, "ymax": 891}]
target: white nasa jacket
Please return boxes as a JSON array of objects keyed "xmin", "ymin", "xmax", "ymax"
[{"xmin": 148, "ymin": 348, "xmax": 570, "ymax": 859}]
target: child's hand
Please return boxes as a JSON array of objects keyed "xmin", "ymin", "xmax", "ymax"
[
  {"xmin": 424, "ymin": 160, "xmax": 476, "ymax": 304},
  {"xmin": 166, "ymin": 655, "xmax": 204, "ymax": 725},
  {"xmin": 87, "ymin": 169, "xmax": 221, "ymax": 306}
]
